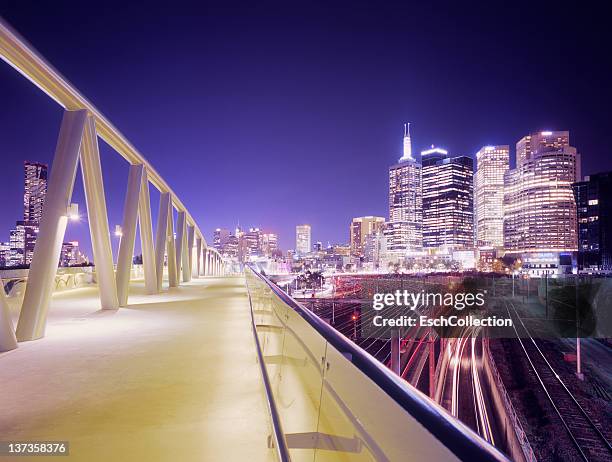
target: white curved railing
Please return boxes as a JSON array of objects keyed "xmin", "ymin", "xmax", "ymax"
[{"xmin": 0, "ymin": 18, "xmax": 225, "ymax": 351}]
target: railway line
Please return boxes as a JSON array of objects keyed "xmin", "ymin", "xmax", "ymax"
[{"xmin": 505, "ymin": 300, "xmax": 612, "ymax": 462}]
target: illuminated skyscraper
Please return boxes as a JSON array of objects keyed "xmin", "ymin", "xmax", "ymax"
[
  {"xmin": 295, "ymin": 224, "xmax": 311, "ymax": 255},
  {"xmin": 350, "ymin": 216, "xmax": 385, "ymax": 256},
  {"xmin": 422, "ymin": 147, "xmax": 474, "ymax": 249},
  {"xmin": 573, "ymin": 172, "xmax": 612, "ymax": 272},
  {"xmin": 504, "ymin": 131, "xmax": 580, "ymax": 253},
  {"xmin": 475, "ymin": 146, "xmax": 509, "ymax": 248},
  {"xmin": 244, "ymin": 228, "xmax": 263, "ymax": 256},
  {"xmin": 213, "ymin": 228, "xmax": 230, "ymax": 250},
  {"xmin": 6, "ymin": 162, "xmax": 48, "ymax": 266},
  {"xmin": 262, "ymin": 233, "xmax": 278, "ymax": 256},
  {"xmin": 387, "ymin": 123, "xmax": 422, "ymax": 254}
]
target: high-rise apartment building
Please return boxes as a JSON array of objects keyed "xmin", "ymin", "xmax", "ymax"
[
  {"xmin": 387, "ymin": 124, "xmax": 422, "ymax": 254},
  {"xmin": 4, "ymin": 162, "xmax": 48, "ymax": 266},
  {"xmin": 213, "ymin": 228, "xmax": 230, "ymax": 251},
  {"xmin": 422, "ymin": 147, "xmax": 474, "ymax": 249},
  {"xmin": 295, "ymin": 224, "xmax": 311, "ymax": 255},
  {"xmin": 244, "ymin": 228, "xmax": 263, "ymax": 256},
  {"xmin": 573, "ymin": 171, "xmax": 612, "ymax": 272},
  {"xmin": 0, "ymin": 242, "xmax": 9, "ymax": 267},
  {"xmin": 475, "ymin": 145, "xmax": 509, "ymax": 248},
  {"xmin": 504, "ymin": 131, "xmax": 580, "ymax": 253},
  {"xmin": 350, "ymin": 216, "xmax": 385, "ymax": 256},
  {"xmin": 262, "ymin": 233, "xmax": 279, "ymax": 257},
  {"xmin": 23, "ymin": 161, "xmax": 48, "ymax": 223}
]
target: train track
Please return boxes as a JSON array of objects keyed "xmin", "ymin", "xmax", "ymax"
[{"xmin": 505, "ymin": 300, "xmax": 612, "ymax": 462}]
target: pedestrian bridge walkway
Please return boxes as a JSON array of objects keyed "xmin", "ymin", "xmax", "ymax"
[{"xmin": 0, "ymin": 276, "xmax": 275, "ymax": 462}]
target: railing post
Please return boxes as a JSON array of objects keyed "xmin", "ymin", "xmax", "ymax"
[
  {"xmin": 16, "ymin": 110, "xmax": 86, "ymax": 341},
  {"xmin": 0, "ymin": 278, "xmax": 18, "ymax": 351},
  {"xmin": 116, "ymin": 164, "xmax": 144, "ymax": 306},
  {"xmin": 80, "ymin": 114, "xmax": 119, "ymax": 310},
  {"xmin": 138, "ymin": 167, "xmax": 157, "ymax": 294}
]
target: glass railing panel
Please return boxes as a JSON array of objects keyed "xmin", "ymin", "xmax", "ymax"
[
  {"xmin": 315, "ymin": 346, "xmax": 460, "ymax": 462},
  {"xmin": 276, "ymin": 304, "xmax": 327, "ymax": 462}
]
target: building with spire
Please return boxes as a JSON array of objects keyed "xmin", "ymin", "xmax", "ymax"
[{"xmin": 386, "ymin": 123, "xmax": 423, "ymax": 258}]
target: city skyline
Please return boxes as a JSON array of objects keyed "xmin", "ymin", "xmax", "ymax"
[{"xmin": 1, "ymin": 2, "xmax": 611, "ymax": 253}]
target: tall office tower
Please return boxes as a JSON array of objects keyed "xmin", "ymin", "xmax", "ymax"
[
  {"xmin": 573, "ymin": 171, "xmax": 612, "ymax": 272},
  {"xmin": 18, "ymin": 162, "xmax": 48, "ymax": 265},
  {"xmin": 8, "ymin": 222, "xmax": 25, "ymax": 266},
  {"xmin": 213, "ymin": 228, "xmax": 230, "ymax": 251},
  {"xmin": 504, "ymin": 131, "xmax": 580, "ymax": 253},
  {"xmin": 262, "ymin": 233, "xmax": 279, "ymax": 257},
  {"xmin": 0, "ymin": 242, "xmax": 9, "ymax": 267},
  {"xmin": 23, "ymin": 161, "xmax": 48, "ymax": 223},
  {"xmin": 244, "ymin": 228, "xmax": 263, "ymax": 256},
  {"xmin": 350, "ymin": 216, "xmax": 385, "ymax": 256},
  {"xmin": 475, "ymin": 146, "xmax": 509, "ymax": 248},
  {"xmin": 60, "ymin": 241, "xmax": 81, "ymax": 267},
  {"xmin": 422, "ymin": 147, "xmax": 474, "ymax": 249},
  {"xmin": 516, "ymin": 131, "xmax": 570, "ymax": 166},
  {"xmin": 387, "ymin": 123, "xmax": 422, "ymax": 254},
  {"xmin": 295, "ymin": 224, "xmax": 311, "ymax": 255}
]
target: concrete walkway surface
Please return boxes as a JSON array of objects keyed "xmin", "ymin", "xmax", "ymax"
[{"xmin": 0, "ymin": 276, "xmax": 275, "ymax": 462}]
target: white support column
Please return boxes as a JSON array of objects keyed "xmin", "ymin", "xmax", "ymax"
[
  {"xmin": 155, "ymin": 193, "xmax": 178, "ymax": 290},
  {"xmin": 0, "ymin": 278, "xmax": 17, "ymax": 352},
  {"xmin": 194, "ymin": 237, "xmax": 202, "ymax": 278},
  {"xmin": 80, "ymin": 114, "xmax": 119, "ymax": 310},
  {"xmin": 166, "ymin": 202, "xmax": 178, "ymax": 288},
  {"xmin": 175, "ymin": 211, "xmax": 189, "ymax": 283},
  {"xmin": 116, "ymin": 164, "xmax": 143, "ymax": 307},
  {"xmin": 203, "ymin": 248, "xmax": 209, "ymax": 276},
  {"xmin": 154, "ymin": 192, "xmax": 169, "ymax": 291},
  {"xmin": 16, "ymin": 110, "xmax": 86, "ymax": 341},
  {"xmin": 138, "ymin": 167, "xmax": 157, "ymax": 294},
  {"xmin": 187, "ymin": 225, "xmax": 195, "ymax": 281}
]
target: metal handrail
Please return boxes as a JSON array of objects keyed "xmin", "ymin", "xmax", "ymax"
[
  {"xmin": 246, "ymin": 264, "xmax": 509, "ymax": 462},
  {"xmin": 245, "ymin": 276, "xmax": 291, "ymax": 462}
]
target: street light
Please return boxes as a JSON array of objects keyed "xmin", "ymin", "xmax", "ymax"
[{"xmin": 67, "ymin": 203, "xmax": 79, "ymax": 221}]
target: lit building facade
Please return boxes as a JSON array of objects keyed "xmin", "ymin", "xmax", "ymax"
[
  {"xmin": 23, "ymin": 161, "xmax": 47, "ymax": 224},
  {"xmin": 244, "ymin": 228, "xmax": 262, "ymax": 256},
  {"xmin": 573, "ymin": 171, "xmax": 612, "ymax": 272},
  {"xmin": 295, "ymin": 224, "xmax": 311, "ymax": 255},
  {"xmin": 213, "ymin": 228, "xmax": 230, "ymax": 251},
  {"xmin": 262, "ymin": 233, "xmax": 279, "ymax": 257},
  {"xmin": 422, "ymin": 147, "xmax": 474, "ymax": 250},
  {"xmin": 350, "ymin": 216, "xmax": 385, "ymax": 256},
  {"xmin": 387, "ymin": 123, "xmax": 422, "ymax": 254},
  {"xmin": 504, "ymin": 131, "xmax": 580, "ymax": 253},
  {"xmin": 0, "ymin": 242, "xmax": 9, "ymax": 267},
  {"xmin": 60, "ymin": 241, "xmax": 84, "ymax": 266},
  {"xmin": 475, "ymin": 145, "xmax": 509, "ymax": 248}
]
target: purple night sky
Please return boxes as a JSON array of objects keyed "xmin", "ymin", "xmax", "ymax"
[{"xmin": 0, "ymin": 1, "xmax": 611, "ymax": 258}]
